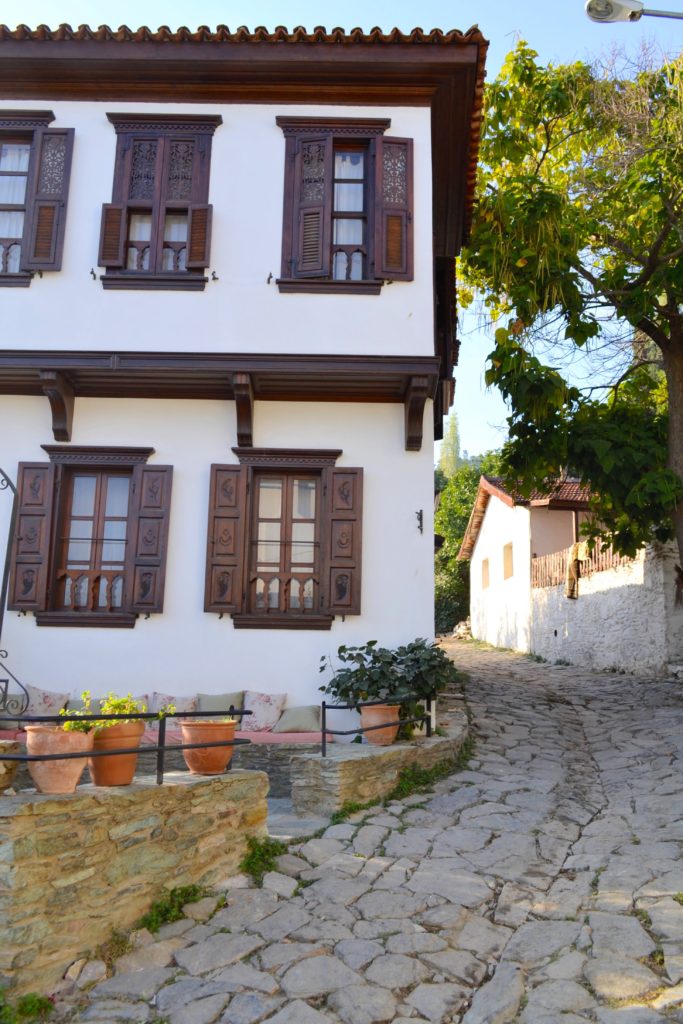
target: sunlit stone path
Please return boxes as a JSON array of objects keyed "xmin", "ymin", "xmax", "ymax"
[{"xmin": 60, "ymin": 640, "xmax": 683, "ymax": 1024}]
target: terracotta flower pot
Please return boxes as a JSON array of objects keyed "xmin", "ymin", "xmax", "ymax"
[
  {"xmin": 0, "ymin": 740, "xmax": 20, "ymax": 793},
  {"xmin": 360, "ymin": 704, "xmax": 400, "ymax": 746},
  {"xmin": 89, "ymin": 720, "xmax": 145, "ymax": 786},
  {"xmin": 25, "ymin": 725, "xmax": 94, "ymax": 794},
  {"xmin": 179, "ymin": 719, "xmax": 236, "ymax": 775}
]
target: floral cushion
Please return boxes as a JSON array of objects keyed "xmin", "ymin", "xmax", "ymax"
[
  {"xmin": 25, "ymin": 684, "xmax": 69, "ymax": 722},
  {"xmin": 145, "ymin": 691, "xmax": 197, "ymax": 730},
  {"xmin": 241, "ymin": 690, "xmax": 287, "ymax": 732}
]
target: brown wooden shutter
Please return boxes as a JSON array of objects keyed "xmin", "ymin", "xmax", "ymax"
[
  {"xmin": 98, "ymin": 204, "xmax": 127, "ymax": 268},
  {"xmin": 204, "ymin": 465, "xmax": 247, "ymax": 614},
  {"xmin": 125, "ymin": 465, "xmax": 173, "ymax": 614},
  {"xmin": 7, "ymin": 463, "xmax": 56, "ymax": 611},
  {"xmin": 375, "ymin": 136, "xmax": 413, "ymax": 281},
  {"xmin": 21, "ymin": 128, "xmax": 74, "ymax": 271},
  {"xmin": 293, "ymin": 135, "xmax": 333, "ymax": 278},
  {"xmin": 186, "ymin": 203, "xmax": 212, "ymax": 269},
  {"xmin": 322, "ymin": 467, "xmax": 363, "ymax": 616}
]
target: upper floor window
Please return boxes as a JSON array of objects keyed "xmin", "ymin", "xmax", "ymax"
[
  {"xmin": 0, "ymin": 110, "xmax": 74, "ymax": 287},
  {"xmin": 276, "ymin": 117, "xmax": 413, "ymax": 294},
  {"xmin": 98, "ymin": 114, "xmax": 222, "ymax": 291}
]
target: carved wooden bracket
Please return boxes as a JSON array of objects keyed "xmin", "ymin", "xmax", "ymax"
[
  {"xmin": 233, "ymin": 372, "xmax": 254, "ymax": 448},
  {"xmin": 404, "ymin": 375, "xmax": 430, "ymax": 451},
  {"xmin": 40, "ymin": 370, "xmax": 74, "ymax": 442}
]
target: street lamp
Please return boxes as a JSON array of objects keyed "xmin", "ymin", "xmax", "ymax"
[{"xmin": 586, "ymin": 0, "xmax": 683, "ymax": 19}]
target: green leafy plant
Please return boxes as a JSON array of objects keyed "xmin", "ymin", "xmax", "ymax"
[
  {"xmin": 137, "ymin": 884, "xmax": 207, "ymax": 933},
  {"xmin": 59, "ymin": 690, "xmax": 94, "ymax": 733},
  {"xmin": 239, "ymin": 836, "xmax": 287, "ymax": 885},
  {"xmin": 0, "ymin": 990, "xmax": 54, "ymax": 1023},
  {"xmin": 95, "ymin": 692, "xmax": 147, "ymax": 730},
  {"xmin": 319, "ymin": 640, "xmax": 404, "ymax": 706}
]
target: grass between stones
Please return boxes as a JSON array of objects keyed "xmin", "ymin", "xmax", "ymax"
[
  {"xmin": 0, "ymin": 990, "xmax": 54, "ymax": 1024},
  {"xmin": 136, "ymin": 884, "xmax": 210, "ymax": 934},
  {"xmin": 239, "ymin": 836, "xmax": 288, "ymax": 885}
]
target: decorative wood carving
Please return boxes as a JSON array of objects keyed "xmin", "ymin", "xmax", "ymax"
[
  {"xmin": 404, "ymin": 375, "xmax": 431, "ymax": 452},
  {"xmin": 232, "ymin": 448, "xmax": 342, "ymax": 468},
  {"xmin": 233, "ymin": 373, "xmax": 254, "ymax": 448},
  {"xmin": 276, "ymin": 116, "xmax": 390, "ymax": 137},
  {"xmin": 39, "ymin": 371, "xmax": 74, "ymax": 441},
  {"xmin": 106, "ymin": 113, "xmax": 223, "ymax": 135},
  {"xmin": 41, "ymin": 445, "xmax": 154, "ymax": 464},
  {"xmin": 0, "ymin": 109, "xmax": 54, "ymax": 128}
]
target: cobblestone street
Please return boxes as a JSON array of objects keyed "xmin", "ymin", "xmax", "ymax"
[{"xmin": 62, "ymin": 640, "xmax": 683, "ymax": 1024}]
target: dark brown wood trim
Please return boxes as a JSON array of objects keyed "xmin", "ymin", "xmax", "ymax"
[
  {"xmin": 34, "ymin": 611, "xmax": 137, "ymax": 628},
  {"xmin": 404, "ymin": 375, "xmax": 431, "ymax": 451},
  {"xmin": 277, "ymin": 279, "xmax": 383, "ymax": 295},
  {"xmin": 0, "ymin": 274, "xmax": 32, "ymax": 287},
  {"xmin": 233, "ymin": 373, "xmax": 254, "ymax": 448},
  {"xmin": 232, "ymin": 448, "xmax": 343, "ymax": 468},
  {"xmin": 0, "ymin": 109, "xmax": 54, "ymax": 128},
  {"xmin": 40, "ymin": 371, "xmax": 74, "ymax": 442},
  {"xmin": 106, "ymin": 112, "xmax": 223, "ymax": 134},
  {"xmin": 100, "ymin": 273, "xmax": 208, "ymax": 291},
  {"xmin": 232, "ymin": 613, "xmax": 333, "ymax": 630},
  {"xmin": 41, "ymin": 445, "xmax": 154, "ymax": 465},
  {"xmin": 276, "ymin": 116, "xmax": 390, "ymax": 136}
]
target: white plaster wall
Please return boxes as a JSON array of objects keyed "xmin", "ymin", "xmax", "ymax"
[
  {"xmin": 529, "ymin": 549, "xmax": 671, "ymax": 674},
  {"xmin": 469, "ymin": 498, "xmax": 531, "ymax": 652},
  {"xmin": 660, "ymin": 543, "xmax": 683, "ymax": 663},
  {"xmin": 0, "ymin": 395, "xmax": 434, "ymax": 705},
  {"xmin": 2, "ymin": 100, "xmax": 434, "ymax": 357},
  {"xmin": 530, "ymin": 508, "xmax": 585, "ymax": 558}
]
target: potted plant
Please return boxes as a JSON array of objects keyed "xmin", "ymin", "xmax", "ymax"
[
  {"xmin": 89, "ymin": 692, "xmax": 148, "ymax": 787},
  {"xmin": 24, "ymin": 694, "xmax": 95, "ymax": 794},
  {"xmin": 178, "ymin": 717, "xmax": 236, "ymax": 774},
  {"xmin": 320, "ymin": 641, "xmax": 404, "ymax": 746},
  {"xmin": 393, "ymin": 638, "xmax": 462, "ymax": 737}
]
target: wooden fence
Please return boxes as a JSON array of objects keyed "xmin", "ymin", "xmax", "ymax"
[{"xmin": 531, "ymin": 545, "xmax": 636, "ymax": 589}]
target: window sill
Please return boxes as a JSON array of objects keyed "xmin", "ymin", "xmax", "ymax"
[
  {"xmin": 232, "ymin": 613, "xmax": 334, "ymax": 630},
  {"xmin": 0, "ymin": 273, "xmax": 32, "ymax": 288},
  {"xmin": 35, "ymin": 611, "xmax": 137, "ymax": 629},
  {"xmin": 100, "ymin": 273, "xmax": 207, "ymax": 292},
  {"xmin": 276, "ymin": 279, "xmax": 383, "ymax": 295}
]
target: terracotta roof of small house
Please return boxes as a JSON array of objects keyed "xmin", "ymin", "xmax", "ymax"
[{"xmin": 458, "ymin": 476, "xmax": 592, "ymax": 560}]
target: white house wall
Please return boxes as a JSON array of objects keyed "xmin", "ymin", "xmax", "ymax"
[
  {"xmin": 0, "ymin": 396, "xmax": 434, "ymax": 704},
  {"xmin": 469, "ymin": 498, "xmax": 531, "ymax": 652},
  {"xmin": 2, "ymin": 101, "xmax": 434, "ymax": 357}
]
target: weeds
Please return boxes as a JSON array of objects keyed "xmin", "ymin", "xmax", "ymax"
[
  {"xmin": 329, "ymin": 799, "xmax": 379, "ymax": 824},
  {"xmin": 137, "ymin": 884, "xmax": 207, "ymax": 934},
  {"xmin": 96, "ymin": 929, "xmax": 132, "ymax": 969},
  {"xmin": 674, "ymin": 893, "xmax": 683, "ymax": 906},
  {"xmin": 239, "ymin": 836, "xmax": 287, "ymax": 885},
  {"xmin": 635, "ymin": 908, "xmax": 652, "ymax": 928},
  {"xmin": 0, "ymin": 990, "xmax": 54, "ymax": 1023}
]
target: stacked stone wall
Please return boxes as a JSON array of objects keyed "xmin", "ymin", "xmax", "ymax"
[{"xmin": 0, "ymin": 770, "xmax": 268, "ymax": 995}]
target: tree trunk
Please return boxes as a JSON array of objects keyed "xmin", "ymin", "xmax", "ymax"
[{"xmin": 663, "ymin": 340, "xmax": 683, "ymax": 566}]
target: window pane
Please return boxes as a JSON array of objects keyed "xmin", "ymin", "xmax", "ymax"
[
  {"xmin": 0, "ymin": 176, "xmax": 27, "ymax": 204},
  {"xmin": 104, "ymin": 477, "xmax": 130, "ymax": 518},
  {"xmin": 257, "ymin": 522, "xmax": 281, "ymax": 564},
  {"xmin": 268, "ymin": 578, "xmax": 280, "ymax": 608},
  {"xmin": 73, "ymin": 575, "xmax": 89, "ymax": 608},
  {"xmin": 164, "ymin": 213, "xmax": 188, "ymax": 242},
  {"xmin": 303, "ymin": 578, "xmax": 314, "ymax": 608},
  {"xmin": 350, "ymin": 251, "xmax": 363, "ymax": 281},
  {"xmin": 292, "ymin": 479, "xmax": 316, "ymax": 520},
  {"xmin": 291, "ymin": 522, "xmax": 315, "ymax": 565},
  {"xmin": 0, "ymin": 211, "xmax": 24, "ymax": 237},
  {"xmin": 0, "ymin": 144, "xmax": 30, "ymax": 173},
  {"xmin": 334, "ymin": 182, "xmax": 363, "ymax": 212},
  {"xmin": 102, "ymin": 521, "xmax": 127, "ymax": 564},
  {"xmin": 334, "ymin": 151, "xmax": 364, "ymax": 179},
  {"xmin": 110, "ymin": 575, "xmax": 124, "ymax": 608},
  {"xmin": 71, "ymin": 476, "xmax": 97, "ymax": 517},
  {"xmin": 333, "ymin": 219, "xmax": 363, "ymax": 245},
  {"xmin": 6, "ymin": 243, "xmax": 21, "ymax": 272},
  {"xmin": 128, "ymin": 213, "xmax": 152, "ymax": 241},
  {"xmin": 333, "ymin": 251, "xmax": 348, "ymax": 281},
  {"xmin": 258, "ymin": 479, "xmax": 282, "ymax": 519}
]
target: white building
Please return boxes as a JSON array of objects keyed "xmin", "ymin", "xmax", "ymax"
[{"xmin": 0, "ymin": 24, "xmax": 487, "ymax": 705}]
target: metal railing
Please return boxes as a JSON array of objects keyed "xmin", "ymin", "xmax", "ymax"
[
  {"xmin": 320, "ymin": 696, "xmax": 433, "ymax": 757},
  {"xmin": 0, "ymin": 707, "xmax": 252, "ymax": 786}
]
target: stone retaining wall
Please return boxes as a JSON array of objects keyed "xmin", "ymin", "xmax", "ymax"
[
  {"xmin": 0, "ymin": 770, "xmax": 268, "ymax": 995},
  {"xmin": 290, "ymin": 722, "xmax": 468, "ymax": 816}
]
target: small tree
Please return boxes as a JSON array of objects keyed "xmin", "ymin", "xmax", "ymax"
[{"xmin": 438, "ymin": 411, "xmax": 460, "ymax": 479}]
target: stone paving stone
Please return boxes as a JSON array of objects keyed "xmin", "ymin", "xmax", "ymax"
[
  {"xmin": 354, "ymin": 890, "xmax": 429, "ymax": 919},
  {"xmin": 274, "ymin": 853, "xmax": 311, "ymax": 878},
  {"xmin": 455, "ymin": 914, "xmax": 512, "ymax": 959},
  {"xmin": 175, "ymin": 933, "xmax": 265, "ymax": 975},
  {"xmin": 91, "ymin": 967, "xmax": 176, "ymax": 1001},
  {"xmin": 211, "ymin": 890, "xmax": 279, "ymax": 931},
  {"xmin": 352, "ymin": 825, "xmax": 388, "ymax": 857},
  {"xmin": 405, "ymin": 982, "xmax": 469, "ymax": 1022},
  {"xmin": 168, "ymin": 993, "xmax": 230, "ymax": 1024},
  {"xmin": 297, "ymin": 837, "xmax": 348, "ymax": 865},
  {"xmin": 583, "ymin": 953, "xmax": 662, "ymax": 1000},
  {"xmin": 262, "ymin": 872, "xmax": 299, "ymax": 899},
  {"xmin": 406, "ymin": 859, "xmax": 492, "ymax": 906},
  {"xmin": 183, "ymin": 895, "xmax": 222, "ymax": 921},
  {"xmin": 327, "ymin": 984, "xmax": 397, "ymax": 1024},
  {"xmin": 300, "ymin": 853, "xmax": 366, "ymax": 880},
  {"xmin": 589, "ymin": 911, "xmax": 656, "ymax": 958},
  {"xmin": 248, "ymin": 905, "xmax": 311, "ymax": 942},
  {"xmin": 642, "ymin": 897, "xmax": 683, "ymax": 941},
  {"xmin": 334, "ymin": 938, "xmax": 385, "ymax": 969},
  {"xmin": 353, "ymin": 918, "xmax": 423, "ymax": 939},
  {"xmin": 114, "ymin": 936, "xmax": 187, "ymax": 974},
  {"xmin": 156, "ymin": 979, "xmax": 228, "ymax": 1013},
  {"xmin": 81, "ymin": 1001, "xmax": 151, "ymax": 1021},
  {"xmin": 258, "ymin": 942, "xmax": 328, "ymax": 972},
  {"xmin": 418, "ymin": 948, "xmax": 486, "ymax": 986},
  {"xmin": 222, "ymin": 992, "xmax": 285, "ymax": 1023},
  {"xmin": 324, "ymin": 823, "xmax": 356, "ymax": 840},
  {"xmin": 279, "ymin": 954, "xmax": 362, "ymax": 997},
  {"xmin": 383, "ymin": 828, "xmax": 438, "ymax": 859},
  {"xmin": 210, "ymin": 963, "xmax": 281, "ymax": 994},
  {"xmin": 521, "ymin": 979, "xmax": 596, "ymax": 1014},
  {"xmin": 363, "ymin": 952, "xmax": 430, "ymax": 988},
  {"xmin": 502, "ymin": 920, "xmax": 582, "ymax": 966},
  {"xmin": 492, "ymin": 882, "xmax": 534, "ymax": 928},
  {"xmin": 263, "ymin": 1001, "xmax": 335, "ymax": 1023},
  {"xmin": 664, "ymin": 942, "xmax": 683, "ymax": 984},
  {"xmin": 385, "ymin": 932, "xmax": 448, "ymax": 955},
  {"xmin": 75, "ymin": 960, "xmax": 108, "ymax": 989},
  {"xmin": 594, "ymin": 1010, "xmax": 666, "ymax": 1024},
  {"xmin": 301, "ymin": 876, "xmax": 370, "ymax": 906}
]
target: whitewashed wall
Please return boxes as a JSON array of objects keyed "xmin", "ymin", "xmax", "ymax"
[
  {"xmin": 2, "ymin": 100, "xmax": 434, "ymax": 357},
  {"xmin": 0, "ymin": 395, "xmax": 434, "ymax": 705},
  {"xmin": 469, "ymin": 498, "xmax": 531, "ymax": 652}
]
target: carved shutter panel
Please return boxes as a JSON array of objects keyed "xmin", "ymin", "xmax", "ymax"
[
  {"xmin": 125, "ymin": 465, "xmax": 173, "ymax": 614},
  {"xmin": 294, "ymin": 135, "xmax": 333, "ymax": 277},
  {"xmin": 322, "ymin": 467, "xmax": 363, "ymax": 616},
  {"xmin": 21, "ymin": 128, "xmax": 74, "ymax": 271},
  {"xmin": 7, "ymin": 463, "xmax": 56, "ymax": 611},
  {"xmin": 204, "ymin": 465, "xmax": 247, "ymax": 614},
  {"xmin": 375, "ymin": 136, "xmax": 413, "ymax": 281},
  {"xmin": 98, "ymin": 204, "xmax": 127, "ymax": 268},
  {"xmin": 186, "ymin": 203, "xmax": 213, "ymax": 269}
]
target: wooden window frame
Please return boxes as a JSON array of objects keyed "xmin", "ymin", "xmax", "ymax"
[
  {"xmin": 503, "ymin": 542, "xmax": 514, "ymax": 581},
  {"xmin": 0, "ymin": 110, "xmax": 74, "ymax": 288},
  {"xmin": 99, "ymin": 114, "xmax": 222, "ymax": 292},
  {"xmin": 205, "ymin": 448, "xmax": 363, "ymax": 630},
  {"xmin": 276, "ymin": 116, "xmax": 413, "ymax": 294},
  {"xmin": 8, "ymin": 446, "xmax": 174, "ymax": 629}
]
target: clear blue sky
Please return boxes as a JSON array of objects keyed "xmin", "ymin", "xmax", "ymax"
[{"xmin": 4, "ymin": 0, "xmax": 681, "ymax": 457}]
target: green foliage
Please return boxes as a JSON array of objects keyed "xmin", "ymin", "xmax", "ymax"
[
  {"xmin": 0, "ymin": 990, "xmax": 53, "ymax": 1023},
  {"xmin": 329, "ymin": 799, "xmax": 380, "ymax": 824},
  {"xmin": 438, "ymin": 411, "xmax": 460, "ymax": 479},
  {"xmin": 239, "ymin": 836, "xmax": 287, "ymax": 885},
  {"xmin": 95, "ymin": 692, "xmax": 147, "ymax": 731},
  {"xmin": 137, "ymin": 884, "xmax": 207, "ymax": 933},
  {"xmin": 434, "ymin": 466, "xmax": 448, "ymax": 494},
  {"xmin": 460, "ymin": 42, "xmax": 683, "ymax": 557},
  {"xmin": 434, "ymin": 556, "xmax": 469, "ymax": 634},
  {"xmin": 96, "ymin": 929, "xmax": 133, "ymax": 969},
  {"xmin": 59, "ymin": 690, "xmax": 94, "ymax": 733},
  {"xmin": 384, "ymin": 740, "xmax": 474, "ymax": 801}
]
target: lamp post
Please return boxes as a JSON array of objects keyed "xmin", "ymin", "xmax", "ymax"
[{"xmin": 586, "ymin": 0, "xmax": 683, "ymax": 19}]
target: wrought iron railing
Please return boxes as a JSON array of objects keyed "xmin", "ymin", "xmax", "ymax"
[{"xmin": 320, "ymin": 696, "xmax": 433, "ymax": 757}]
